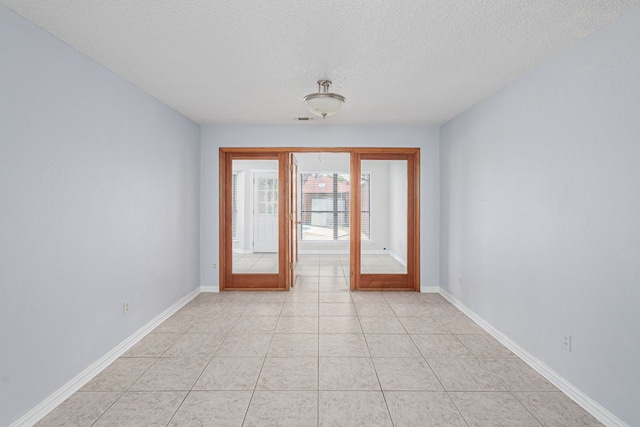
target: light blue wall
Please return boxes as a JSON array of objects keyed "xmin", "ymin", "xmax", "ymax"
[
  {"xmin": 440, "ymin": 6, "xmax": 640, "ymax": 426},
  {"xmin": 200, "ymin": 126, "xmax": 440, "ymax": 289},
  {"xmin": 0, "ymin": 6, "xmax": 201, "ymax": 425}
]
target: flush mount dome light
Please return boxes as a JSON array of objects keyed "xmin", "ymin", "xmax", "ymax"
[{"xmin": 303, "ymin": 80, "xmax": 346, "ymax": 119}]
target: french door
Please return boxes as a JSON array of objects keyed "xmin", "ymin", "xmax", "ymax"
[
  {"xmin": 350, "ymin": 151, "xmax": 420, "ymax": 291},
  {"xmin": 219, "ymin": 147, "xmax": 419, "ymax": 291}
]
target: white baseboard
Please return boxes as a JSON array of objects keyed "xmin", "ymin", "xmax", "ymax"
[
  {"xmin": 439, "ymin": 289, "xmax": 628, "ymax": 427},
  {"xmin": 388, "ymin": 251, "xmax": 407, "ymax": 267},
  {"xmin": 10, "ymin": 288, "xmax": 201, "ymax": 427},
  {"xmin": 200, "ymin": 285, "xmax": 219, "ymax": 293},
  {"xmin": 420, "ymin": 286, "xmax": 440, "ymax": 293}
]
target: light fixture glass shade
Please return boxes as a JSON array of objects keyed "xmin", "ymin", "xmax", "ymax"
[
  {"xmin": 304, "ymin": 80, "xmax": 345, "ymax": 118},
  {"xmin": 304, "ymin": 94, "xmax": 345, "ymax": 118}
]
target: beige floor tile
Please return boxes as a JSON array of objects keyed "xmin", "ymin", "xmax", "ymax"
[
  {"xmin": 319, "ymin": 391, "xmax": 393, "ymax": 426},
  {"xmin": 319, "ymin": 302, "xmax": 358, "ymax": 316},
  {"xmin": 359, "ymin": 316, "xmax": 407, "ymax": 334},
  {"xmin": 384, "ymin": 391, "xmax": 467, "ymax": 427},
  {"xmin": 152, "ymin": 314, "xmax": 196, "ymax": 334},
  {"xmin": 250, "ymin": 292, "xmax": 287, "ymax": 303},
  {"xmin": 256, "ymin": 357, "xmax": 318, "ymax": 390},
  {"xmin": 365, "ymin": 334, "xmax": 421, "ymax": 358},
  {"xmin": 319, "ymin": 292, "xmax": 353, "ymax": 303},
  {"xmin": 319, "ymin": 316, "xmax": 363, "ymax": 334},
  {"xmin": 373, "ymin": 358, "xmax": 443, "ymax": 391},
  {"xmin": 481, "ymin": 358, "xmax": 557, "ymax": 391},
  {"xmin": 230, "ymin": 316, "xmax": 279, "ymax": 334},
  {"xmin": 130, "ymin": 358, "xmax": 208, "ymax": 391},
  {"xmin": 285, "ymin": 291, "xmax": 319, "ymax": 302},
  {"xmin": 275, "ymin": 316, "xmax": 319, "ymax": 333},
  {"xmin": 203, "ymin": 304, "xmax": 246, "ymax": 317},
  {"xmin": 267, "ymin": 333, "xmax": 318, "ymax": 357},
  {"xmin": 295, "ymin": 275, "xmax": 319, "ymax": 285},
  {"xmin": 215, "ymin": 333, "xmax": 272, "ymax": 358},
  {"xmin": 318, "ymin": 282, "xmax": 350, "ymax": 293},
  {"xmin": 389, "ymin": 303, "xmax": 431, "ymax": 316},
  {"xmin": 162, "ymin": 333, "xmax": 224, "ymax": 358},
  {"xmin": 320, "ymin": 334, "xmax": 370, "ymax": 357},
  {"xmin": 242, "ymin": 303, "xmax": 283, "ymax": 316},
  {"xmin": 81, "ymin": 358, "xmax": 155, "ymax": 391},
  {"xmin": 412, "ymin": 334, "xmax": 472, "ymax": 360},
  {"xmin": 186, "ymin": 316, "xmax": 238, "ymax": 334},
  {"xmin": 514, "ymin": 392, "xmax": 604, "ymax": 426},
  {"xmin": 416, "ymin": 293, "xmax": 449, "ymax": 304},
  {"xmin": 193, "ymin": 357, "xmax": 263, "ymax": 390},
  {"xmin": 318, "ymin": 267, "xmax": 346, "ymax": 277},
  {"xmin": 439, "ymin": 314, "xmax": 486, "ymax": 334},
  {"xmin": 319, "ymin": 357, "xmax": 380, "ymax": 391},
  {"xmin": 294, "ymin": 282, "xmax": 320, "ymax": 292},
  {"xmin": 429, "ymin": 358, "xmax": 505, "ymax": 392},
  {"xmin": 449, "ymin": 391, "xmax": 542, "ymax": 426},
  {"xmin": 429, "ymin": 303, "xmax": 465, "ymax": 317},
  {"xmin": 383, "ymin": 293, "xmax": 422, "ymax": 304},
  {"xmin": 37, "ymin": 272, "xmax": 602, "ymax": 427},
  {"xmin": 35, "ymin": 392, "xmax": 121, "ymax": 427},
  {"xmin": 457, "ymin": 334, "xmax": 516, "ymax": 358},
  {"xmin": 167, "ymin": 390, "xmax": 251, "ymax": 426},
  {"xmin": 244, "ymin": 391, "xmax": 317, "ymax": 426},
  {"xmin": 399, "ymin": 316, "xmax": 450, "ymax": 334},
  {"xmin": 354, "ymin": 302, "xmax": 396, "ymax": 317},
  {"xmin": 93, "ymin": 391, "xmax": 186, "ymax": 427},
  {"xmin": 280, "ymin": 302, "xmax": 319, "ymax": 316},
  {"xmin": 351, "ymin": 292, "xmax": 387, "ymax": 304},
  {"xmin": 121, "ymin": 333, "xmax": 180, "ymax": 358}
]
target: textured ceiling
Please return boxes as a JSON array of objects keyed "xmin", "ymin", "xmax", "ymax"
[{"xmin": 2, "ymin": 0, "xmax": 639, "ymax": 125}]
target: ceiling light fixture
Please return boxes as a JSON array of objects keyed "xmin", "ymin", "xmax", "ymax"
[{"xmin": 304, "ymin": 80, "xmax": 345, "ymax": 119}]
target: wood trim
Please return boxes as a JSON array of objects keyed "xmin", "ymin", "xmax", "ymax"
[
  {"xmin": 350, "ymin": 152, "xmax": 361, "ymax": 291},
  {"xmin": 277, "ymin": 152, "xmax": 288, "ymax": 290},
  {"xmin": 230, "ymin": 274, "xmax": 283, "ymax": 290},
  {"xmin": 218, "ymin": 149, "xmax": 229, "ymax": 291},
  {"xmin": 219, "ymin": 147, "xmax": 420, "ymax": 292},
  {"xmin": 413, "ymin": 149, "xmax": 421, "ymax": 292},
  {"xmin": 357, "ymin": 149, "xmax": 420, "ymax": 292},
  {"xmin": 220, "ymin": 149, "xmax": 286, "ymax": 291},
  {"xmin": 356, "ymin": 274, "xmax": 413, "ymax": 291},
  {"xmin": 220, "ymin": 147, "xmax": 419, "ymax": 155}
]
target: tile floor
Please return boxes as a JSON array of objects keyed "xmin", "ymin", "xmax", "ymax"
[{"xmin": 37, "ymin": 255, "xmax": 602, "ymax": 426}]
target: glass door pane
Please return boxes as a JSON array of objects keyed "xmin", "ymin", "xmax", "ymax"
[
  {"xmin": 360, "ymin": 159, "xmax": 408, "ymax": 275},
  {"xmin": 232, "ymin": 159, "xmax": 279, "ymax": 274}
]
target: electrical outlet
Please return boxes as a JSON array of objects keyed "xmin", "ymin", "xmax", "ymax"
[
  {"xmin": 123, "ymin": 300, "xmax": 130, "ymax": 315},
  {"xmin": 562, "ymin": 335, "xmax": 571, "ymax": 351},
  {"xmin": 213, "ymin": 263, "xmax": 217, "ymax": 269}
]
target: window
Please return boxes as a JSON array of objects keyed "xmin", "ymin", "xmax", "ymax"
[
  {"xmin": 257, "ymin": 177, "xmax": 278, "ymax": 215},
  {"xmin": 299, "ymin": 172, "xmax": 371, "ymax": 241}
]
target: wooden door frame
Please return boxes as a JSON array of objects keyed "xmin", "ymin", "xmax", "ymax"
[
  {"xmin": 219, "ymin": 147, "xmax": 420, "ymax": 292},
  {"xmin": 350, "ymin": 151, "xmax": 420, "ymax": 291},
  {"xmin": 219, "ymin": 149, "xmax": 287, "ymax": 290}
]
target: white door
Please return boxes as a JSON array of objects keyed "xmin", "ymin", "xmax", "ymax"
[{"xmin": 253, "ymin": 172, "xmax": 279, "ymax": 253}]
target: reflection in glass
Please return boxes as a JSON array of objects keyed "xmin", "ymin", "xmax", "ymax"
[
  {"xmin": 360, "ymin": 159, "xmax": 407, "ymax": 275},
  {"xmin": 232, "ymin": 159, "xmax": 279, "ymax": 274}
]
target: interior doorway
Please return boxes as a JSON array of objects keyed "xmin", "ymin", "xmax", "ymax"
[{"xmin": 219, "ymin": 147, "xmax": 420, "ymax": 292}]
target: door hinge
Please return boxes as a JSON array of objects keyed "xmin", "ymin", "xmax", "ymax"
[
  {"xmin": 289, "ymin": 262, "xmax": 293, "ymax": 269},
  {"xmin": 288, "ymin": 163, "xmax": 293, "ymax": 172}
]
